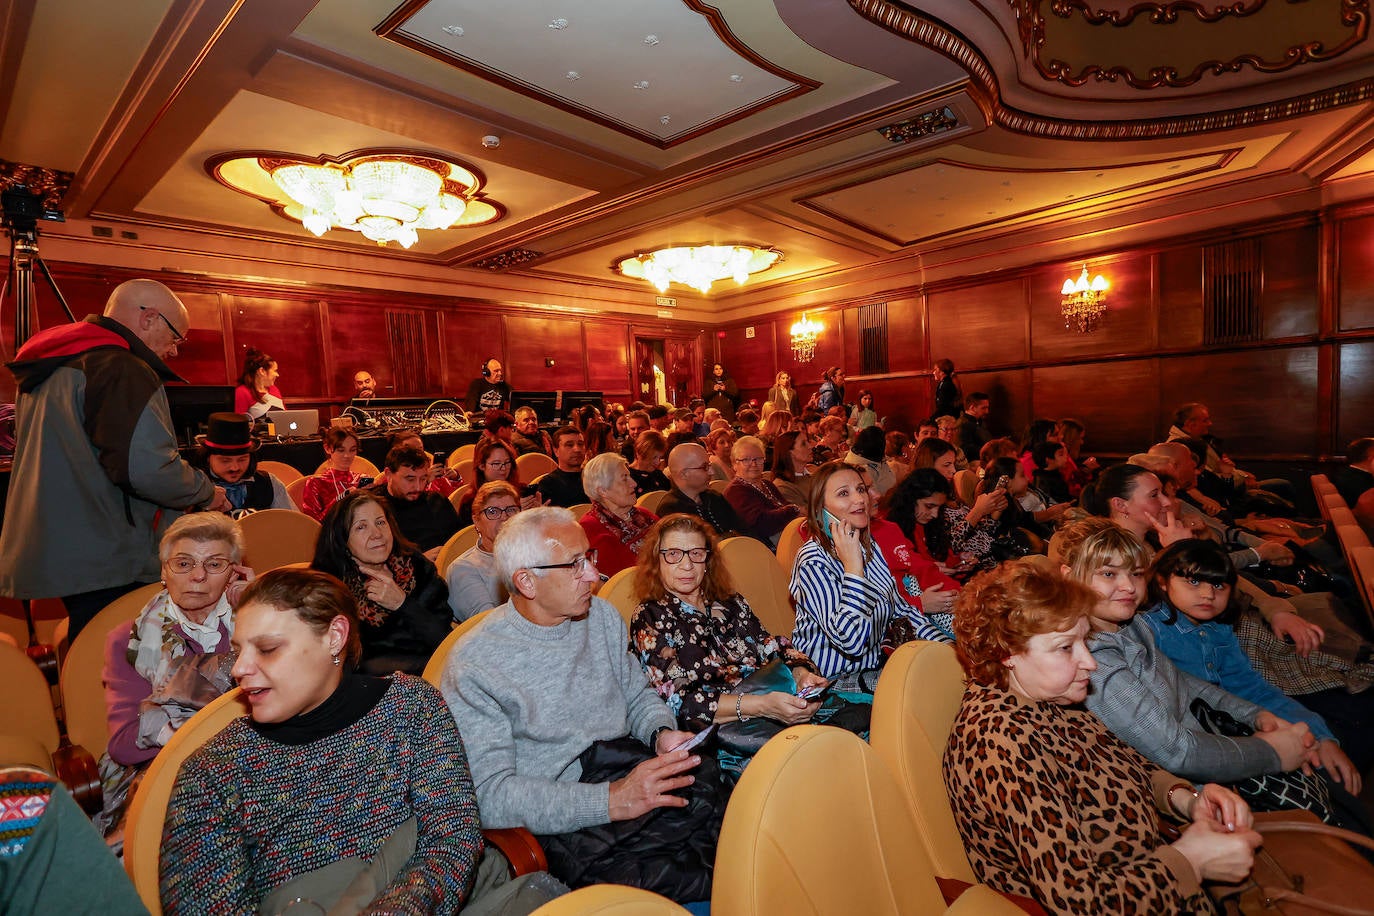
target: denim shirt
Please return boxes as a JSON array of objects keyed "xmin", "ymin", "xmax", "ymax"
[{"xmin": 1139, "ymin": 601, "xmax": 1334, "ymax": 744}]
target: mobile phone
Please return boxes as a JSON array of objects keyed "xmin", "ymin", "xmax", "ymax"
[
  {"xmin": 820, "ymin": 508, "xmax": 842, "ymax": 531},
  {"xmin": 670, "ymin": 724, "xmax": 716, "ymax": 753},
  {"xmin": 993, "ymin": 475, "xmax": 1010, "ymax": 491},
  {"xmin": 431, "ymin": 451, "xmax": 447, "ymax": 467},
  {"xmin": 357, "ymin": 476, "xmax": 375, "ymax": 488}
]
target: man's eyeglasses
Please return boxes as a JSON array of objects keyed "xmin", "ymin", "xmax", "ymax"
[
  {"xmin": 480, "ymin": 505, "xmax": 520, "ymax": 520},
  {"xmin": 141, "ymin": 307, "xmax": 186, "ymax": 343},
  {"xmin": 530, "ymin": 549, "xmax": 598, "ymax": 576},
  {"xmin": 659, "ymin": 547, "xmax": 711, "ymax": 565},
  {"xmin": 682, "ymin": 465, "xmax": 711, "ymax": 473},
  {"xmin": 165, "ymin": 555, "xmax": 232, "ymax": 575}
]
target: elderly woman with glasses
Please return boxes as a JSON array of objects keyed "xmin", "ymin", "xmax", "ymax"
[
  {"xmin": 629, "ymin": 514, "xmax": 827, "ymax": 734},
  {"xmin": 447, "ymin": 481, "xmax": 522, "ymax": 623},
  {"xmin": 96, "ymin": 512, "xmax": 254, "ymax": 850},
  {"xmin": 579, "ymin": 452, "xmax": 661, "ymax": 577},
  {"xmin": 724, "ymin": 435, "xmax": 801, "ymax": 547}
]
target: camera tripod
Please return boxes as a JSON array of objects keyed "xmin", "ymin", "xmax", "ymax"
[{"xmin": 1, "ymin": 218, "xmax": 73, "ymax": 351}]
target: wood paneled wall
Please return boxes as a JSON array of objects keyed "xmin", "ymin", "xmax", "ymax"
[
  {"xmin": 719, "ymin": 205, "xmax": 1374, "ymax": 461},
  {"xmin": 0, "ymin": 262, "xmax": 698, "ymax": 418}
]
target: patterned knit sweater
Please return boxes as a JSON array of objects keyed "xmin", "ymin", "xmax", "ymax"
[{"xmin": 160, "ymin": 675, "xmax": 483, "ymax": 915}]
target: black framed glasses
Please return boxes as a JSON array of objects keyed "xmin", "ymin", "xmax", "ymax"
[
  {"xmin": 659, "ymin": 547, "xmax": 710, "ymax": 565},
  {"xmin": 530, "ymin": 549, "xmax": 598, "ymax": 576},
  {"xmin": 140, "ymin": 306, "xmax": 186, "ymax": 343},
  {"xmin": 480, "ymin": 504, "xmax": 520, "ymax": 520}
]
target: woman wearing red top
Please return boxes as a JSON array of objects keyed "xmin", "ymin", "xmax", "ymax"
[
  {"xmin": 299, "ymin": 427, "xmax": 362, "ymax": 521},
  {"xmin": 233, "ymin": 347, "xmax": 283, "ymax": 420},
  {"xmin": 578, "ymin": 452, "xmax": 658, "ymax": 576}
]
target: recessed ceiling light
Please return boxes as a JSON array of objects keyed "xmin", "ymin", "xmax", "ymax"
[
  {"xmin": 729, "ymin": 74, "xmax": 743, "ymax": 83},
  {"xmin": 660, "ymin": 115, "xmax": 671, "ymax": 125},
  {"xmin": 566, "ymin": 71, "xmax": 580, "ymax": 80},
  {"xmin": 548, "ymin": 18, "xmax": 568, "ymax": 30},
  {"xmin": 634, "ymin": 80, "xmax": 650, "ymax": 90},
  {"xmin": 644, "ymin": 34, "xmax": 659, "ymax": 45},
  {"xmin": 441, "ymin": 25, "xmax": 464, "ymax": 36}
]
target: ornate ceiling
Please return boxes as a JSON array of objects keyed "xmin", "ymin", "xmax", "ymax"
[{"xmin": 0, "ymin": 0, "xmax": 1371, "ymax": 318}]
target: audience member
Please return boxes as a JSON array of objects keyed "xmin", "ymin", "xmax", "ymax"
[
  {"xmin": 769, "ymin": 430, "xmax": 814, "ymax": 509},
  {"xmin": 812, "ymin": 415, "xmax": 846, "ymax": 463},
  {"xmin": 1056, "ymin": 417, "xmax": 1098, "ymax": 495},
  {"xmin": 352, "ymin": 369, "xmax": 377, "ymax": 399},
  {"xmin": 191, "ymin": 413, "xmax": 293, "ymax": 514},
  {"xmin": 1030, "ymin": 439, "xmax": 1072, "ymax": 505},
  {"xmin": 647, "ymin": 404, "xmax": 671, "ymax": 433},
  {"xmin": 627, "ymin": 430, "xmax": 670, "ymax": 495},
  {"xmin": 842, "ymin": 425, "xmax": 895, "ymax": 498},
  {"xmin": 954, "ymin": 391, "xmax": 993, "ymax": 465},
  {"xmin": 464, "ymin": 357, "xmax": 511, "ymax": 413},
  {"xmin": 95, "ymin": 513, "xmax": 251, "ymax": 851},
  {"xmin": 881, "ymin": 468, "xmax": 963, "ymax": 596},
  {"xmin": 299, "ymin": 427, "xmax": 364, "ymax": 522},
  {"xmin": 311, "ymin": 490, "xmax": 450, "ymax": 675},
  {"xmin": 370, "ymin": 446, "xmax": 461, "ymax": 556},
  {"xmin": 1333, "ymin": 437, "xmax": 1374, "ymax": 522},
  {"xmin": 884, "ymin": 430, "xmax": 912, "ymax": 483},
  {"xmin": 758, "ymin": 408, "xmax": 791, "ymax": 447},
  {"xmin": 447, "ymin": 481, "xmax": 520, "ymax": 623},
  {"xmin": 378, "ymin": 428, "xmax": 459, "ymax": 498},
  {"xmin": 536, "ymin": 426, "xmax": 590, "ymax": 508},
  {"xmin": 481, "ymin": 410, "xmax": 516, "ymax": 448},
  {"xmin": 657, "ymin": 443, "xmax": 743, "ymax": 537},
  {"xmin": 669, "ymin": 408, "xmax": 694, "ymax": 436},
  {"xmin": 765, "ymin": 370, "xmax": 799, "ymax": 416},
  {"xmin": 512, "ymin": 406, "xmax": 554, "ymax": 456},
  {"xmin": 705, "ymin": 427, "xmax": 735, "ymax": 482},
  {"xmin": 1016, "ymin": 418, "xmax": 1059, "ymax": 478},
  {"xmin": 0, "ymin": 279, "xmax": 226, "ymax": 639},
  {"xmin": 916, "ymin": 419, "xmax": 939, "ymax": 441},
  {"xmin": 848, "ymin": 390, "xmax": 877, "ymax": 431},
  {"xmin": 978, "ymin": 436, "xmax": 1018, "ymax": 469},
  {"xmin": 1169, "ymin": 402, "xmax": 1296, "ymax": 505},
  {"xmin": 441, "ymin": 508, "xmax": 720, "ymax": 902},
  {"xmin": 705, "ymin": 363, "xmax": 740, "ymax": 421},
  {"xmin": 725, "ymin": 435, "xmax": 801, "ymax": 547},
  {"xmin": 816, "ymin": 366, "xmax": 845, "ymax": 412},
  {"xmin": 736, "ymin": 408, "xmax": 761, "ymax": 438},
  {"xmin": 579, "ymin": 453, "xmax": 660, "ymax": 577},
  {"xmin": 455, "ymin": 438, "xmax": 533, "ymax": 526},
  {"xmin": 931, "ymin": 358, "xmax": 962, "ymax": 419},
  {"xmin": 233, "ymin": 347, "xmax": 284, "ymax": 420}
]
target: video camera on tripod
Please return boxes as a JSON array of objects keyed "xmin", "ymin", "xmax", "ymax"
[{"xmin": 1, "ymin": 182, "xmax": 73, "ymax": 346}]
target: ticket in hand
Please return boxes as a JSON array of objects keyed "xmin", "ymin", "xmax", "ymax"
[
  {"xmin": 670, "ymin": 724, "xmax": 717, "ymax": 753},
  {"xmin": 796, "ymin": 684, "xmax": 826, "ymax": 700}
]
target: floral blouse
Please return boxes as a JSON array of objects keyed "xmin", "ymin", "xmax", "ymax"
[{"xmin": 630, "ymin": 593, "xmax": 818, "ymax": 730}]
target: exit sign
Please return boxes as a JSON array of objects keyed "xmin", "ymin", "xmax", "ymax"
[{"xmin": 655, "ymin": 296, "xmax": 677, "ymax": 308}]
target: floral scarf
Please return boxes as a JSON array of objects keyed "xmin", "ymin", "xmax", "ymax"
[
  {"xmin": 127, "ymin": 590, "xmax": 232, "ymax": 689},
  {"xmin": 345, "ymin": 553, "xmax": 417, "ymax": 625},
  {"xmin": 593, "ymin": 502, "xmax": 656, "ymax": 556}
]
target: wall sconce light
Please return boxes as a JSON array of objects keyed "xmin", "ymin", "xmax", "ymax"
[
  {"xmin": 1060, "ymin": 264, "xmax": 1109, "ymax": 333},
  {"xmin": 790, "ymin": 313, "xmax": 822, "ymax": 362}
]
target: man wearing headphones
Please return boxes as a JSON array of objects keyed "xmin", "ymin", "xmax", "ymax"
[{"xmin": 464, "ymin": 356, "xmax": 511, "ymax": 414}]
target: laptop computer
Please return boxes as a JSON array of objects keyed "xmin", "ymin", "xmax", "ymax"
[{"xmin": 267, "ymin": 408, "xmax": 320, "ymax": 438}]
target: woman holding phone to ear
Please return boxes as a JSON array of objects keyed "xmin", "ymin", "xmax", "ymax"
[{"xmin": 789, "ymin": 461, "xmax": 952, "ymax": 690}]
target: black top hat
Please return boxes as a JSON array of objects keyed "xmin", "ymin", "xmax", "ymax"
[{"xmin": 200, "ymin": 412, "xmax": 259, "ymax": 454}]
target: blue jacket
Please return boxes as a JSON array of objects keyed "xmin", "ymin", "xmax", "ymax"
[{"xmin": 1140, "ymin": 601, "xmax": 1334, "ymax": 744}]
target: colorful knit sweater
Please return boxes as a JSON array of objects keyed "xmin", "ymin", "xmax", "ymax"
[{"xmin": 160, "ymin": 675, "xmax": 483, "ymax": 914}]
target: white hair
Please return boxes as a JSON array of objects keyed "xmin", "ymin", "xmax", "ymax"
[
  {"xmin": 493, "ymin": 506, "xmax": 577, "ymax": 588},
  {"xmin": 581, "ymin": 451, "xmax": 627, "ymax": 504},
  {"xmin": 159, "ymin": 511, "xmax": 244, "ymax": 563},
  {"xmin": 731, "ymin": 435, "xmax": 766, "ymax": 461}
]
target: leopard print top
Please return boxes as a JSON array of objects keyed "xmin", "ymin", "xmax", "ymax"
[{"xmin": 944, "ymin": 682, "xmax": 1208, "ymax": 914}]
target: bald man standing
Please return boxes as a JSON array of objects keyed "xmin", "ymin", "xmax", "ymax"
[{"xmin": 0, "ymin": 279, "xmax": 227, "ymax": 639}]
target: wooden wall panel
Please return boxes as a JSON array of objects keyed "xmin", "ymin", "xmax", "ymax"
[
  {"xmin": 956, "ymin": 368, "xmax": 1030, "ymax": 444},
  {"xmin": 927, "ymin": 279, "xmax": 1028, "ymax": 368},
  {"xmin": 439, "ymin": 310, "xmax": 504, "ymax": 396},
  {"xmin": 1261, "ymin": 225, "xmax": 1319, "ymax": 339},
  {"xmin": 1158, "ymin": 347, "xmax": 1319, "ymax": 456},
  {"xmin": 1337, "ymin": 340, "xmax": 1374, "ymax": 451},
  {"xmin": 1032, "ymin": 360, "xmax": 1161, "ymax": 455},
  {"xmin": 227, "ymin": 295, "xmax": 325, "ymax": 398},
  {"xmin": 1338, "ymin": 214, "xmax": 1374, "ymax": 332},
  {"xmin": 1158, "ymin": 246, "xmax": 1203, "ymax": 348},
  {"xmin": 504, "ymin": 315, "xmax": 585, "ymax": 390},
  {"xmin": 886, "ymin": 295, "xmax": 926, "ymax": 373},
  {"xmin": 719, "ymin": 322, "xmax": 774, "ymax": 393},
  {"xmin": 585, "ymin": 321, "xmax": 632, "ymax": 396},
  {"xmin": 1030, "ymin": 256, "xmax": 1155, "ymax": 361},
  {"xmin": 173, "ymin": 291, "xmax": 229, "ymax": 386},
  {"xmin": 327, "ymin": 303, "xmax": 392, "ymax": 398},
  {"xmin": 0, "ymin": 272, "xmax": 123, "ymax": 401},
  {"xmin": 862, "ymin": 377, "xmax": 923, "ymax": 434}
]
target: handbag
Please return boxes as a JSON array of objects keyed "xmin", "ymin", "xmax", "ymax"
[
  {"xmin": 1211, "ymin": 810, "xmax": 1374, "ymax": 915},
  {"xmin": 1189, "ymin": 698, "xmax": 1335, "ymax": 823},
  {"xmin": 716, "ymin": 659, "xmax": 872, "ymax": 757}
]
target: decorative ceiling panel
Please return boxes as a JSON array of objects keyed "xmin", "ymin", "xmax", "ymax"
[{"xmin": 375, "ymin": 0, "xmax": 818, "ymax": 148}]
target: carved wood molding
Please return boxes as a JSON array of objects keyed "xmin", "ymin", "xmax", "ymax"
[{"xmin": 848, "ymin": 0, "xmax": 1374, "ymax": 138}]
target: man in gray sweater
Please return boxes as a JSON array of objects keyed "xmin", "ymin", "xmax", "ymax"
[{"xmin": 440, "ymin": 507, "xmax": 698, "ymax": 836}]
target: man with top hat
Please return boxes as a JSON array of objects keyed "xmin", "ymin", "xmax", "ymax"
[{"xmin": 192, "ymin": 413, "xmax": 294, "ymax": 516}]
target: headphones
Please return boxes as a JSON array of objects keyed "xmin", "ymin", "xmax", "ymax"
[{"xmin": 482, "ymin": 357, "xmax": 499, "ymax": 379}]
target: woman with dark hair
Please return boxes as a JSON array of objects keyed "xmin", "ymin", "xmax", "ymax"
[
  {"xmin": 882, "ymin": 467, "xmax": 964, "ymax": 593},
  {"xmin": 765, "ymin": 370, "xmax": 798, "ymax": 416},
  {"xmin": 583, "ymin": 419, "xmax": 616, "ymax": 458},
  {"xmin": 848, "ymin": 390, "xmax": 877, "ymax": 432},
  {"xmin": 705, "ymin": 363, "xmax": 740, "ymax": 421},
  {"xmin": 627, "ymin": 429, "xmax": 670, "ymax": 495},
  {"xmin": 816, "ymin": 366, "xmax": 845, "ymax": 413},
  {"xmin": 842, "ymin": 425, "xmax": 895, "ymax": 498},
  {"xmin": 1082, "ymin": 463, "xmax": 1194, "ymax": 548},
  {"xmin": 299, "ymin": 427, "xmax": 364, "ymax": 522},
  {"xmin": 945, "ymin": 560, "xmax": 1256, "ymax": 915},
  {"xmin": 232, "ymin": 347, "xmax": 283, "ymax": 420},
  {"xmin": 914, "ymin": 439, "xmax": 1008, "ymax": 570},
  {"xmin": 311, "ymin": 490, "xmax": 450, "ymax": 675},
  {"xmin": 789, "ymin": 461, "xmax": 951, "ymax": 688},
  {"xmin": 1017, "ymin": 418, "xmax": 1059, "ymax": 478},
  {"xmin": 942, "ymin": 456, "xmax": 1039, "ymax": 571},
  {"xmin": 160, "ymin": 568, "xmax": 505, "ymax": 914},
  {"xmin": 455, "ymin": 437, "xmax": 533, "ymax": 525},
  {"xmin": 769, "ymin": 429, "xmax": 814, "ymax": 508},
  {"xmin": 932, "ymin": 358, "xmax": 961, "ymax": 419},
  {"xmin": 630, "ymin": 514, "xmax": 826, "ymax": 733}
]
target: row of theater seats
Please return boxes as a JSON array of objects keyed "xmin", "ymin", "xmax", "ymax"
[{"xmin": 1311, "ymin": 474, "xmax": 1374, "ymax": 622}]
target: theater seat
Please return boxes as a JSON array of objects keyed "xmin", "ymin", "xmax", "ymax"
[
  {"xmin": 256, "ymin": 459, "xmax": 303, "ymax": 484},
  {"xmin": 236, "ymin": 508, "xmax": 322, "ymax": 571},
  {"xmin": 436, "ymin": 525, "xmax": 480, "ymax": 575},
  {"xmin": 716, "ymin": 537, "xmax": 795, "ymax": 638},
  {"xmin": 712, "ymin": 726, "xmax": 1028, "ymax": 916},
  {"xmin": 517, "ymin": 452, "xmax": 557, "ymax": 481},
  {"xmin": 774, "ymin": 516, "xmax": 807, "ymax": 574},
  {"xmin": 314, "ymin": 456, "xmax": 381, "ymax": 478},
  {"xmin": 422, "ymin": 608, "xmax": 492, "ymax": 687},
  {"xmin": 597, "ymin": 567, "xmax": 640, "ymax": 627},
  {"xmin": 636, "ymin": 490, "xmax": 669, "ymax": 514},
  {"xmin": 284, "ymin": 475, "xmax": 309, "ymax": 509},
  {"xmin": 530, "ymin": 884, "xmax": 690, "ymax": 914}
]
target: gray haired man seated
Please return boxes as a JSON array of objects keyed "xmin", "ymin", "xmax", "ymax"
[{"xmin": 440, "ymin": 507, "xmax": 724, "ymax": 902}]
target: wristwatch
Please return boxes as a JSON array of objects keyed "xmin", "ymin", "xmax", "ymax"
[{"xmin": 649, "ymin": 725, "xmax": 671, "ymax": 752}]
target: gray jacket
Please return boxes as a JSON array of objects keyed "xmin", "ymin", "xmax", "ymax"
[
  {"xmin": 0, "ymin": 316, "xmax": 213, "ymax": 597},
  {"xmin": 1086, "ymin": 617, "xmax": 1281, "ymax": 783}
]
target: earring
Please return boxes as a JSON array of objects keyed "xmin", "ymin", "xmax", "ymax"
[{"xmin": 331, "ymin": 652, "xmax": 341, "ymax": 667}]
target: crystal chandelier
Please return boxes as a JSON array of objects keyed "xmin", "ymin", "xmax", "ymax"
[
  {"xmin": 616, "ymin": 245, "xmax": 781, "ymax": 295},
  {"xmin": 790, "ymin": 313, "xmax": 822, "ymax": 362},
  {"xmin": 1060, "ymin": 264, "xmax": 1109, "ymax": 333},
  {"xmin": 211, "ymin": 150, "xmax": 502, "ymax": 248}
]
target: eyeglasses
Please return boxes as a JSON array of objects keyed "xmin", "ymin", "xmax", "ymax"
[
  {"xmin": 659, "ymin": 547, "xmax": 711, "ymax": 565},
  {"xmin": 734, "ymin": 456, "xmax": 765, "ymax": 466},
  {"xmin": 682, "ymin": 464, "xmax": 711, "ymax": 473},
  {"xmin": 530, "ymin": 549, "xmax": 598, "ymax": 576},
  {"xmin": 485, "ymin": 460, "xmax": 512, "ymax": 470},
  {"xmin": 480, "ymin": 504, "xmax": 520, "ymax": 520},
  {"xmin": 165, "ymin": 555, "xmax": 232, "ymax": 575},
  {"xmin": 140, "ymin": 307, "xmax": 186, "ymax": 343}
]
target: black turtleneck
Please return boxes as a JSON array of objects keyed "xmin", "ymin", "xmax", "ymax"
[{"xmin": 249, "ymin": 673, "xmax": 391, "ymax": 746}]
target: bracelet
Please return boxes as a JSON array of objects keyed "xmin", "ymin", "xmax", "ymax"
[
  {"xmin": 736, "ymin": 694, "xmax": 750, "ymax": 722},
  {"xmin": 1167, "ymin": 782, "xmax": 1199, "ymax": 817}
]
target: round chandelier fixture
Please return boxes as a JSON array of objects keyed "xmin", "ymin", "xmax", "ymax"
[
  {"xmin": 210, "ymin": 149, "xmax": 503, "ymax": 248},
  {"xmin": 616, "ymin": 245, "xmax": 782, "ymax": 295}
]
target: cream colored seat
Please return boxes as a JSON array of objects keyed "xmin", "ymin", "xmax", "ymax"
[
  {"xmin": 953, "ymin": 469, "xmax": 978, "ymax": 507},
  {"xmin": 448, "ymin": 484, "xmax": 473, "ymax": 512},
  {"xmin": 517, "ymin": 452, "xmax": 557, "ymax": 480},
  {"xmin": 284, "ymin": 475, "xmax": 310, "ymax": 509},
  {"xmin": 712, "ymin": 725, "xmax": 1028, "ymax": 916},
  {"xmin": 870, "ymin": 640, "xmax": 977, "ymax": 882},
  {"xmin": 236, "ymin": 508, "xmax": 322, "ymax": 571},
  {"xmin": 636, "ymin": 490, "xmax": 669, "ymax": 514},
  {"xmin": 0, "ymin": 640, "xmax": 98, "ymax": 810},
  {"xmin": 315, "ymin": 456, "xmax": 381, "ymax": 478},
  {"xmin": 454, "ymin": 459, "xmax": 475, "ymax": 487},
  {"xmin": 598, "ymin": 566, "xmax": 641, "ymax": 627},
  {"xmin": 448, "ymin": 443, "xmax": 477, "ymax": 469},
  {"xmin": 256, "ymin": 459, "xmax": 303, "ymax": 484},
  {"xmin": 531, "ymin": 885, "xmax": 690, "ymax": 915},
  {"xmin": 60, "ymin": 583, "xmax": 163, "ymax": 761},
  {"xmin": 436, "ymin": 525, "xmax": 480, "ymax": 575},
  {"xmin": 568, "ymin": 503, "xmax": 593, "ymax": 519},
  {"xmin": 708, "ymin": 479, "xmax": 729, "ymax": 495},
  {"xmin": 422, "ymin": 608, "xmax": 492, "ymax": 687},
  {"xmin": 774, "ymin": 516, "xmax": 807, "ymax": 574},
  {"xmin": 716, "ymin": 536, "xmax": 795, "ymax": 637}
]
